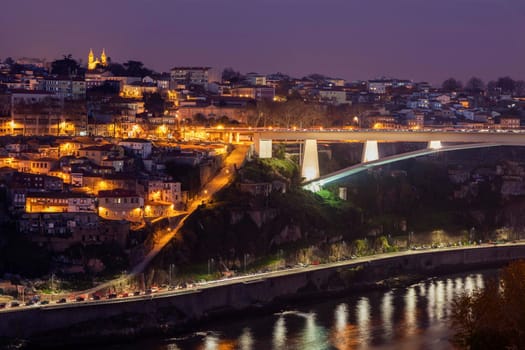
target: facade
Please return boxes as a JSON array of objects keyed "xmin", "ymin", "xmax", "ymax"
[
  {"xmin": 170, "ymin": 67, "xmax": 210, "ymax": 88},
  {"xmin": 231, "ymin": 86, "xmax": 275, "ymax": 101},
  {"xmin": 78, "ymin": 144, "xmax": 124, "ymax": 165},
  {"xmin": 500, "ymin": 117, "xmax": 520, "ymax": 129},
  {"xmin": 120, "ymin": 82, "xmax": 158, "ymax": 99},
  {"xmin": 118, "ymin": 139, "xmax": 153, "ymax": 159},
  {"xmin": 318, "ymin": 89, "xmax": 348, "ymax": 105},
  {"xmin": 97, "ymin": 189, "xmax": 144, "ymax": 222},
  {"xmin": 25, "ymin": 192, "xmax": 96, "ymax": 213},
  {"xmin": 146, "ymin": 180, "xmax": 182, "ymax": 204},
  {"xmin": 40, "ymin": 78, "xmax": 86, "ymax": 100},
  {"xmin": 19, "ymin": 212, "xmax": 129, "ymax": 252}
]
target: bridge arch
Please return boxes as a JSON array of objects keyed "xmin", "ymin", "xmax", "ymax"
[{"xmin": 302, "ymin": 143, "xmax": 516, "ymax": 192}]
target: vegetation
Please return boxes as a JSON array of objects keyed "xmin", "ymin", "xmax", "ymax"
[{"xmin": 451, "ymin": 260, "xmax": 525, "ymax": 349}]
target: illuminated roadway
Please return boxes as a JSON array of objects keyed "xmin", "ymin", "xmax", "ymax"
[
  {"xmin": 2, "ymin": 242, "xmax": 524, "ymax": 313},
  {"xmin": 252, "ymin": 129, "xmax": 525, "ymax": 144}
]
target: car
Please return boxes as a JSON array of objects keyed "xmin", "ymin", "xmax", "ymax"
[
  {"xmin": 92, "ymin": 295, "xmax": 101, "ymax": 301},
  {"xmin": 121, "ymin": 293, "xmax": 129, "ymax": 298},
  {"xmin": 11, "ymin": 302, "xmax": 20, "ymax": 307},
  {"xmin": 39, "ymin": 300, "xmax": 49, "ymax": 305},
  {"xmin": 0, "ymin": 303, "xmax": 6, "ymax": 309},
  {"xmin": 57, "ymin": 298, "xmax": 67, "ymax": 304},
  {"xmin": 25, "ymin": 301, "xmax": 34, "ymax": 306},
  {"xmin": 133, "ymin": 291, "xmax": 141, "ymax": 296},
  {"xmin": 107, "ymin": 293, "xmax": 117, "ymax": 299},
  {"xmin": 76, "ymin": 296, "xmax": 85, "ymax": 302}
]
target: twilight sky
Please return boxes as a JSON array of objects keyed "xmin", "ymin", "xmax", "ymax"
[{"xmin": 1, "ymin": 0, "xmax": 524, "ymax": 85}]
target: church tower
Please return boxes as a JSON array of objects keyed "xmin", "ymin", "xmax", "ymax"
[
  {"xmin": 100, "ymin": 48, "xmax": 107, "ymax": 66},
  {"xmin": 88, "ymin": 49, "xmax": 96, "ymax": 70}
]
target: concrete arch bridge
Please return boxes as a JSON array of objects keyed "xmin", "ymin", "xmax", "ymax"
[{"xmin": 249, "ymin": 130, "xmax": 525, "ymax": 192}]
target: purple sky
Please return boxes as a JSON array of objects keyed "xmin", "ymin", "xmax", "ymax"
[{"xmin": 1, "ymin": 0, "xmax": 524, "ymax": 85}]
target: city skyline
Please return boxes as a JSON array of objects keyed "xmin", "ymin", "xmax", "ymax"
[{"xmin": 1, "ymin": 0, "xmax": 524, "ymax": 85}]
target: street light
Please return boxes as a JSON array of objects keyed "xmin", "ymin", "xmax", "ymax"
[{"xmin": 244, "ymin": 253, "xmax": 249, "ymax": 273}]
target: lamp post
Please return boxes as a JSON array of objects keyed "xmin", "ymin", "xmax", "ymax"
[{"xmin": 244, "ymin": 253, "xmax": 249, "ymax": 273}]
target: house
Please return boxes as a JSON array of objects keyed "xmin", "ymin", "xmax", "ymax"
[
  {"xmin": 25, "ymin": 192, "xmax": 96, "ymax": 213},
  {"xmin": 78, "ymin": 144, "xmax": 124, "ymax": 165},
  {"xmin": 499, "ymin": 116, "xmax": 520, "ymax": 129},
  {"xmin": 318, "ymin": 89, "xmax": 349, "ymax": 105},
  {"xmin": 170, "ymin": 66, "xmax": 210, "ymax": 89},
  {"xmin": 230, "ymin": 86, "xmax": 275, "ymax": 101},
  {"xmin": 118, "ymin": 139, "xmax": 153, "ymax": 159},
  {"xmin": 40, "ymin": 77, "xmax": 86, "ymax": 100},
  {"xmin": 19, "ymin": 212, "xmax": 130, "ymax": 252},
  {"xmin": 97, "ymin": 189, "xmax": 144, "ymax": 223}
]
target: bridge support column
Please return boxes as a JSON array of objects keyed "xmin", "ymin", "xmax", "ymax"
[
  {"xmin": 258, "ymin": 139, "xmax": 273, "ymax": 158},
  {"xmin": 301, "ymin": 139, "xmax": 320, "ymax": 181},
  {"xmin": 362, "ymin": 140, "xmax": 379, "ymax": 162},
  {"xmin": 428, "ymin": 140, "xmax": 442, "ymax": 150},
  {"xmin": 235, "ymin": 132, "xmax": 240, "ymax": 143},
  {"xmin": 228, "ymin": 132, "xmax": 233, "ymax": 144}
]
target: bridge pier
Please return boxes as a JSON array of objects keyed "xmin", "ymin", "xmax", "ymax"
[
  {"xmin": 362, "ymin": 140, "xmax": 379, "ymax": 162},
  {"xmin": 255, "ymin": 138, "xmax": 273, "ymax": 158},
  {"xmin": 235, "ymin": 132, "xmax": 240, "ymax": 143},
  {"xmin": 428, "ymin": 140, "xmax": 442, "ymax": 150},
  {"xmin": 228, "ymin": 132, "xmax": 233, "ymax": 144},
  {"xmin": 301, "ymin": 139, "xmax": 320, "ymax": 181}
]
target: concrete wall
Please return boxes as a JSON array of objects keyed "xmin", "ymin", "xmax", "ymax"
[{"xmin": 2, "ymin": 244, "xmax": 525, "ymax": 344}]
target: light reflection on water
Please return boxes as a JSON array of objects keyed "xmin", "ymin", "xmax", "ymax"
[{"xmin": 103, "ymin": 270, "xmax": 497, "ymax": 350}]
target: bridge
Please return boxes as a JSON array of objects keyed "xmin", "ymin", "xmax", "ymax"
[
  {"xmin": 302, "ymin": 142, "xmax": 504, "ymax": 192},
  {"xmin": 236, "ymin": 129, "xmax": 525, "ymax": 188}
]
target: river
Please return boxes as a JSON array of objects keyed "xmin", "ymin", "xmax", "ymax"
[{"xmin": 96, "ymin": 269, "xmax": 496, "ymax": 350}]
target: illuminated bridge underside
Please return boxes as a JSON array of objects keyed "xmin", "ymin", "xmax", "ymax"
[{"xmin": 303, "ymin": 143, "xmax": 511, "ymax": 192}]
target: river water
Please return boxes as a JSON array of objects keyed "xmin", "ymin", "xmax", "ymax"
[{"xmin": 102, "ymin": 270, "xmax": 496, "ymax": 350}]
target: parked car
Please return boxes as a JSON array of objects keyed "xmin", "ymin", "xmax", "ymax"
[
  {"xmin": 0, "ymin": 303, "xmax": 6, "ymax": 309},
  {"xmin": 76, "ymin": 296, "xmax": 85, "ymax": 302},
  {"xmin": 11, "ymin": 302, "xmax": 20, "ymax": 307},
  {"xmin": 57, "ymin": 298, "xmax": 67, "ymax": 304},
  {"xmin": 39, "ymin": 300, "xmax": 49, "ymax": 305}
]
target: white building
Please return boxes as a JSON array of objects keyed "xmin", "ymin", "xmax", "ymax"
[
  {"xmin": 170, "ymin": 67, "xmax": 210, "ymax": 88},
  {"xmin": 118, "ymin": 139, "xmax": 153, "ymax": 159}
]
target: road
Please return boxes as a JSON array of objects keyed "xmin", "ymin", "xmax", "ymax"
[
  {"xmin": 2, "ymin": 241, "xmax": 524, "ymax": 313},
  {"xmin": 131, "ymin": 144, "xmax": 249, "ymax": 275}
]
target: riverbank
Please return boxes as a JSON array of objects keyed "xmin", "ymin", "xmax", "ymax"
[{"xmin": 2, "ymin": 244, "xmax": 524, "ymax": 349}]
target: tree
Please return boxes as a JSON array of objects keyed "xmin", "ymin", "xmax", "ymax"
[
  {"xmin": 441, "ymin": 78, "xmax": 463, "ymax": 92},
  {"xmin": 465, "ymin": 77, "xmax": 485, "ymax": 93},
  {"xmin": 496, "ymin": 76, "xmax": 516, "ymax": 95},
  {"xmin": 51, "ymin": 54, "xmax": 81, "ymax": 77},
  {"xmin": 451, "ymin": 260, "xmax": 525, "ymax": 349},
  {"xmin": 123, "ymin": 60, "xmax": 154, "ymax": 77},
  {"xmin": 221, "ymin": 68, "xmax": 243, "ymax": 83},
  {"xmin": 514, "ymin": 80, "xmax": 525, "ymax": 96},
  {"xmin": 108, "ymin": 63, "xmax": 127, "ymax": 76},
  {"xmin": 143, "ymin": 92, "xmax": 170, "ymax": 116}
]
